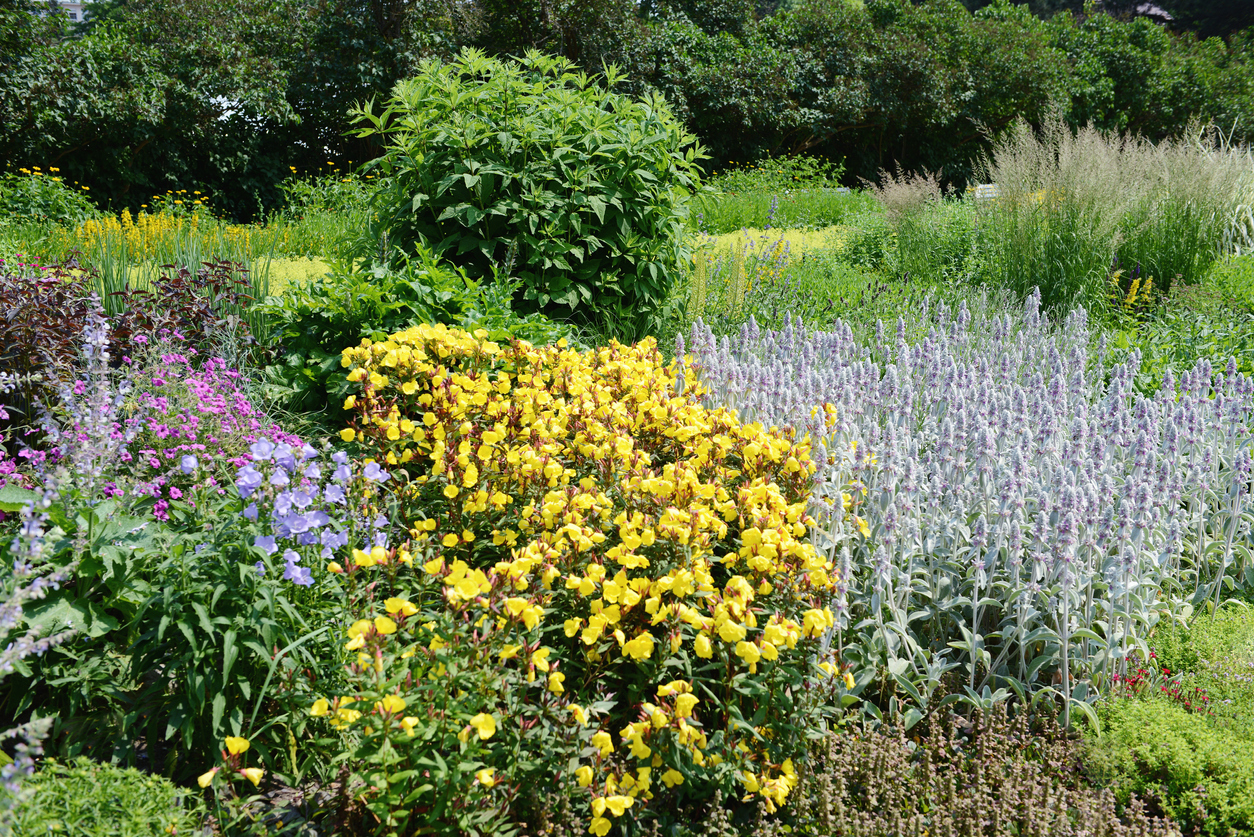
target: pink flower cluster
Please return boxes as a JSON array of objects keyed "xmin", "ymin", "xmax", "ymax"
[{"xmin": 123, "ymin": 350, "xmax": 302, "ymax": 518}]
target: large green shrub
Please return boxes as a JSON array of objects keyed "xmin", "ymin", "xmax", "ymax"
[{"xmin": 350, "ymin": 48, "xmax": 704, "ymax": 341}]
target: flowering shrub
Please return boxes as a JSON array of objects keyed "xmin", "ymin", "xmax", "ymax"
[
  {"xmin": 681, "ymin": 290, "xmax": 1254, "ymax": 725},
  {"xmin": 334, "ymin": 323, "xmax": 851, "ymax": 831}
]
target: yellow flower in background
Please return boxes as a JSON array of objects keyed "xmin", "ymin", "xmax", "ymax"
[
  {"xmin": 241, "ymin": 767, "xmax": 265, "ymax": 787},
  {"xmin": 475, "ymin": 767, "xmax": 496, "ymax": 787},
  {"xmin": 575, "ymin": 765, "xmax": 594, "ymax": 787},
  {"xmin": 469, "ymin": 712, "xmax": 497, "ymax": 741},
  {"xmin": 224, "ymin": 736, "xmax": 250, "ymax": 755},
  {"xmin": 309, "ymin": 698, "xmax": 329, "ymax": 717}
]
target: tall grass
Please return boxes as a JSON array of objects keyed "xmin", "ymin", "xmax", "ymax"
[{"xmin": 974, "ymin": 117, "xmax": 1254, "ymax": 314}]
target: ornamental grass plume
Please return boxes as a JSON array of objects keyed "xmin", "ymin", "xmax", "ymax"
[
  {"xmin": 681, "ymin": 289, "xmax": 1254, "ymax": 724},
  {"xmin": 330, "ymin": 323, "xmax": 858, "ymax": 831}
]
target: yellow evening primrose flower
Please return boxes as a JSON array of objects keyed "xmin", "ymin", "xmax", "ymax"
[
  {"xmin": 843, "ymin": 670, "xmax": 856, "ymax": 691},
  {"xmin": 374, "ymin": 616, "xmax": 398, "ymax": 635},
  {"xmin": 694, "ymin": 633, "xmax": 713, "ymax": 658},
  {"xmin": 339, "ymin": 428, "xmax": 355, "ymax": 442},
  {"xmin": 310, "ymin": 698, "xmax": 329, "ymax": 717},
  {"xmin": 241, "ymin": 767, "xmax": 265, "ymax": 787},
  {"xmin": 661, "ymin": 768, "xmax": 685, "ymax": 788},
  {"xmin": 224, "ymin": 736, "xmax": 250, "ymax": 755},
  {"xmin": 384, "ymin": 597, "xmax": 417, "ymax": 617},
  {"xmin": 470, "ymin": 712, "xmax": 497, "ymax": 741},
  {"xmin": 674, "ymin": 693, "xmax": 699, "ymax": 719},
  {"xmin": 622, "ymin": 631, "xmax": 655, "ymax": 662},
  {"xmin": 548, "ymin": 672, "xmax": 566, "ymax": 693},
  {"xmin": 591, "ymin": 730, "xmax": 614, "ymax": 756},
  {"xmin": 400, "ymin": 716, "xmax": 420, "ymax": 736},
  {"xmin": 590, "ymin": 817, "xmax": 612, "ymax": 836},
  {"xmin": 604, "ymin": 795, "xmax": 633, "ymax": 816},
  {"xmin": 378, "ymin": 694, "xmax": 406, "ymax": 714},
  {"xmin": 575, "ymin": 765, "xmax": 594, "ymax": 787},
  {"xmin": 197, "ymin": 767, "xmax": 218, "ymax": 788},
  {"xmin": 476, "ymin": 767, "xmax": 497, "ymax": 787},
  {"xmin": 571, "ymin": 704, "xmax": 588, "ymax": 726}
]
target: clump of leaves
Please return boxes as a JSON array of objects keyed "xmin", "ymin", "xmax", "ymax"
[
  {"xmin": 1086, "ymin": 698, "xmax": 1254, "ymax": 837},
  {"xmin": 787, "ymin": 707, "xmax": 1181, "ymax": 837},
  {"xmin": 0, "ymin": 259, "xmax": 93, "ymax": 440},
  {"xmin": 108, "ymin": 259, "xmax": 258, "ymax": 360},
  {"xmin": 8, "ymin": 757, "xmax": 204, "ymax": 837},
  {"xmin": 350, "ymin": 47, "xmax": 704, "ymax": 342},
  {"xmin": 0, "ymin": 169, "xmax": 99, "ymax": 225}
]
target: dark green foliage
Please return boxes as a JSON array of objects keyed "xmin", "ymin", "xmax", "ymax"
[
  {"xmin": 8, "ymin": 757, "xmax": 204, "ymax": 837},
  {"xmin": 258, "ymin": 246, "xmax": 569, "ymax": 421},
  {"xmin": 784, "ymin": 707, "xmax": 1180, "ymax": 836},
  {"xmin": 6, "ymin": 494, "xmax": 336, "ymax": 783},
  {"xmin": 351, "ymin": 49, "xmax": 704, "ymax": 340}
]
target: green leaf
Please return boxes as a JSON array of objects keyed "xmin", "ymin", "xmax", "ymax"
[{"xmin": 0, "ymin": 484, "xmax": 39, "ymax": 513}]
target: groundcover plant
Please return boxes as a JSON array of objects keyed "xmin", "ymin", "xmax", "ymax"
[{"xmin": 680, "ymin": 289, "xmax": 1254, "ymax": 727}]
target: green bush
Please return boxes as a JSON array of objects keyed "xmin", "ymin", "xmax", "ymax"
[
  {"xmin": 258, "ymin": 245, "xmax": 569, "ymax": 423},
  {"xmin": 0, "ymin": 167, "xmax": 98, "ymax": 225},
  {"xmin": 5, "ymin": 758, "xmax": 203, "ymax": 837},
  {"xmin": 1086, "ymin": 698, "xmax": 1254, "ymax": 837},
  {"xmin": 349, "ymin": 48, "xmax": 704, "ymax": 341}
]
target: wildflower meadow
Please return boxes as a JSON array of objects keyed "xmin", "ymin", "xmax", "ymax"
[{"xmin": 5, "ymin": 44, "xmax": 1254, "ymax": 837}]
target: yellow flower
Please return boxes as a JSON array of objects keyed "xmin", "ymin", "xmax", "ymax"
[
  {"xmin": 197, "ymin": 767, "xmax": 218, "ymax": 788},
  {"xmin": 374, "ymin": 616, "xmax": 397, "ymax": 635},
  {"xmin": 327, "ymin": 561, "xmax": 344, "ymax": 574},
  {"xmin": 224, "ymin": 736, "xmax": 250, "ymax": 755},
  {"xmin": 603, "ymin": 795, "xmax": 633, "ymax": 816},
  {"xmin": 241, "ymin": 767, "xmax": 265, "ymax": 787},
  {"xmin": 622, "ymin": 631, "xmax": 655, "ymax": 662},
  {"xmin": 590, "ymin": 817, "xmax": 612, "ymax": 836},
  {"xmin": 442, "ymin": 532, "xmax": 459, "ymax": 547},
  {"xmin": 674, "ymin": 693, "xmax": 698, "ymax": 719},
  {"xmin": 843, "ymin": 670, "xmax": 856, "ymax": 691},
  {"xmin": 384, "ymin": 598, "xmax": 418, "ymax": 617},
  {"xmin": 571, "ymin": 704, "xmax": 589, "ymax": 726},
  {"xmin": 575, "ymin": 765, "xmax": 594, "ymax": 787},
  {"xmin": 470, "ymin": 712, "xmax": 496, "ymax": 741},
  {"xmin": 476, "ymin": 767, "xmax": 496, "ymax": 787},
  {"xmin": 378, "ymin": 694, "xmax": 406, "ymax": 714},
  {"xmin": 339, "ymin": 428, "xmax": 355, "ymax": 442},
  {"xmin": 310, "ymin": 698, "xmax": 329, "ymax": 717},
  {"xmin": 694, "ymin": 634, "xmax": 713, "ymax": 658},
  {"xmin": 591, "ymin": 730, "xmax": 614, "ymax": 756},
  {"xmin": 548, "ymin": 672, "xmax": 565, "ymax": 693},
  {"xmin": 661, "ymin": 768, "xmax": 685, "ymax": 788},
  {"xmin": 400, "ymin": 716, "xmax": 421, "ymax": 736}
]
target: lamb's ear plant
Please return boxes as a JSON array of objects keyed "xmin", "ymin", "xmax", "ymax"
[{"xmin": 681, "ymin": 288, "xmax": 1254, "ymax": 728}]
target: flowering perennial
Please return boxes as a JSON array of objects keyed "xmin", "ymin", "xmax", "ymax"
[
  {"xmin": 681, "ymin": 290, "xmax": 1254, "ymax": 718},
  {"xmin": 336, "ymin": 323, "xmax": 850, "ymax": 825}
]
